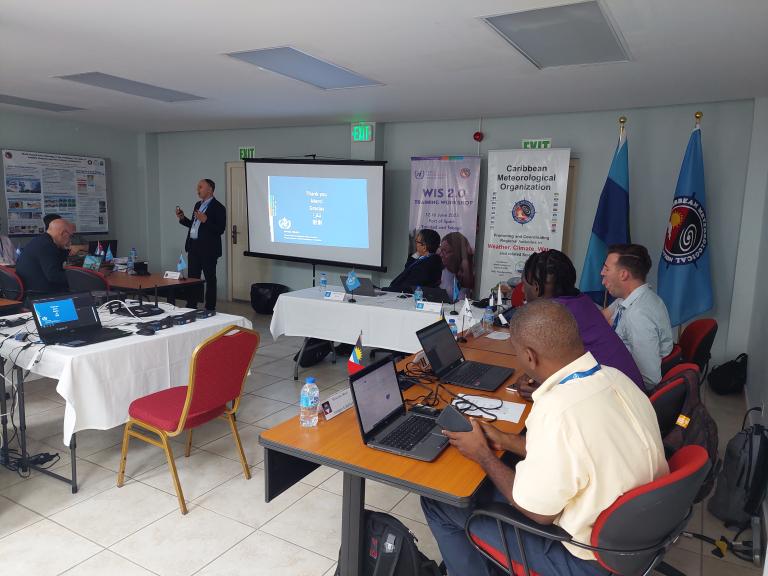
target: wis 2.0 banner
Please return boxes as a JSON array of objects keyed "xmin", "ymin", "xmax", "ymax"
[
  {"xmin": 409, "ymin": 156, "xmax": 481, "ymax": 297},
  {"xmin": 479, "ymin": 148, "xmax": 571, "ymax": 295}
]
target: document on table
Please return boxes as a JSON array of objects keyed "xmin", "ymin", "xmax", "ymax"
[
  {"xmin": 485, "ymin": 331, "xmax": 510, "ymax": 341},
  {"xmin": 454, "ymin": 394, "xmax": 525, "ymax": 423}
]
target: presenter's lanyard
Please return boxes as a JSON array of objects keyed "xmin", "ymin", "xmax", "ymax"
[{"xmin": 559, "ymin": 364, "xmax": 601, "ymax": 385}]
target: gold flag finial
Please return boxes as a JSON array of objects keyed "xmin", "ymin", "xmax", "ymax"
[
  {"xmin": 618, "ymin": 116, "xmax": 627, "ymax": 135},
  {"xmin": 695, "ymin": 111, "xmax": 703, "ymax": 127}
]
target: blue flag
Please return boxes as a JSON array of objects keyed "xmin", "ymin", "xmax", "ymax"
[
  {"xmin": 579, "ymin": 132, "xmax": 630, "ymax": 304},
  {"xmin": 658, "ymin": 127, "xmax": 713, "ymax": 327},
  {"xmin": 105, "ymin": 245, "xmax": 113, "ymax": 262},
  {"xmin": 345, "ymin": 270, "xmax": 361, "ymax": 292},
  {"xmin": 452, "ymin": 276, "xmax": 460, "ymax": 303},
  {"xmin": 177, "ymin": 253, "xmax": 187, "ymax": 273}
]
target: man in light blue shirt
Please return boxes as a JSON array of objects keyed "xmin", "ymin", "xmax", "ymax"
[{"xmin": 601, "ymin": 244, "xmax": 674, "ymax": 390}]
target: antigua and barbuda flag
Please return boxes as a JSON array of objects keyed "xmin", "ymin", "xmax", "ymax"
[
  {"xmin": 658, "ymin": 123, "xmax": 713, "ymax": 327},
  {"xmin": 347, "ymin": 333, "xmax": 364, "ymax": 375}
]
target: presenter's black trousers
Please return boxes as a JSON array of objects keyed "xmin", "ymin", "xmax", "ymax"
[{"xmin": 186, "ymin": 250, "xmax": 218, "ymax": 310}]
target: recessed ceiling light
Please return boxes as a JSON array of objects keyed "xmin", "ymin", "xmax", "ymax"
[
  {"xmin": 482, "ymin": 1, "xmax": 629, "ymax": 69},
  {"xmin": 226, "ymin": 46, "xmax": 382, "ymax": 90},
  {"xmin": 57, "ymin": 72, "xmax": 204, "ymax": 102},
  {"xmin": 0, "ymin": 94, "xmax": 84, "ymax": 112}
]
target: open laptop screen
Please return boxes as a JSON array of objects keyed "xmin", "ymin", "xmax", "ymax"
[
  {"xmin": 32, "ymin": 293, "xmax": 100, "ymax": 335},
  {"xmin": 351, "ymin": 360, "xmax": 403, "ymax": 436},
  {"xmin": 416, "ymin": 320, "xmax": 464, "ymax": 376},
  {"xmin": 82, "ymin": 254, "xmax": 103, "ymax": 271}
]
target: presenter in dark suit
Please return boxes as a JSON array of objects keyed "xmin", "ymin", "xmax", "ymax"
[
  {"xmin": 176, "ymin": 178, "xmax": 226, "ymax": 311},
  {"xmin": 387, "ymin": 228, "xmax": 443, "ymax": 292},
  {"xmin": 15, "ymin": 218, "xmax": 73, "ymax": 299}
]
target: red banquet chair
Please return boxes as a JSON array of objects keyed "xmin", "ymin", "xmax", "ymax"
[
  {"xmin": 0, "ymin": 265, "xmax": 25, "ymax": 302},
  {"xmin": 466, "ymin": 445, "xmax": 711, "ymax": 576},
  {"xmin": 117, "ymin": 325, "xmax": 260, "ymax": 514},
  {"xmin": 64, "ymin": 266, "xmax": 111, "ymax": 292},
  {"xmin": 650, "ymin": 363, "xmax": 700, "ymax": 439},
  {"xmin": 678, "ymin": 319, "xmax": 718, "ymax": 376}
]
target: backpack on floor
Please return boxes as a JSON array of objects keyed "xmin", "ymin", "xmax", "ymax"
[
  {"xmin": 334, "ymin": 511, "xmax": 442, "ymax": 576},
  {"xmin": 293, "ymin": 338, "xmax": 333, "ymax": 367},
  {"xmin": 707, "ymin": 353, "xmax": 748, "ymax": 395},
  {"xmin": 708, "ymin": 408, "xmax": 768, "ymax": 528}
]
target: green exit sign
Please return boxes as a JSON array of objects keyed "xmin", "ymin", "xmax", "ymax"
[
  {"xmin": 239, "ymin": 146, "xmax": 256, "ymax": 160},
  {"xmin": 522, "ymin": 138, "xmax": 552, "ymax": 149},
  {"xmin": 351, "ymin": 123, "xmax": 374, "ymax": 143}
]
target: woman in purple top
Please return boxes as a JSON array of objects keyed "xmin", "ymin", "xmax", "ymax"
[{"xmin": 518, "ymin": 249, "xmax": 645, "ymax": 392}]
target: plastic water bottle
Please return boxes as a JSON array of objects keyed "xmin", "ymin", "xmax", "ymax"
[
  {"xmin": 128, "ymin": 247, "xmax": 137, "ymax": 271},
  {"xmin": 448, "ymin": 319, "xmax": 458, "ymax": 339},
  {"xmin": 483, "ymin": 306, "xmax": 495, "ymax": 330},
  {"xmin": 319, "ymin": 272, "xmax": 328, "ymax": 293},
  {"xmin": 413, "ymin": 286, "xmax": 424, "ymax": 307},
  {"xmin": 299, "ymin": 376, "xmax": 319, "ymax": 427}
]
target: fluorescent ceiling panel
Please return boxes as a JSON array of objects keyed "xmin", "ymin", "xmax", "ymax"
[
  {"xmin": 0, "ymin": 94, "xmax": 84, "ymax": 112},
  {"xmin": 57, "ymin": 72, "xmax": 204, "ymax": 102},
  {"xmin": 227, "ymin": 46, "xmax": 381, "ymax": 90},
  {"xmin": 483, "ymin": 1, "xmax": 629, "ymax": 68}
]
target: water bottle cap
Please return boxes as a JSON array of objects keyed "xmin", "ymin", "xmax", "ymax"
[
  {"xmin": 306, "ymin": 377, "xmax": 316, "ymax": 384},
  {"xmin": 449, "ymin": 319, "xmax": 456, "ymax": 324}
]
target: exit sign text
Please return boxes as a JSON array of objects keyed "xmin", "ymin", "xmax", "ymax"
[
  {"xmin": 239, "ymin": 146, "xmax": 256, "ymax": 160},
  {"xmin": 351, "ymin": 123, "xmax": 374, "ymax": 143}
]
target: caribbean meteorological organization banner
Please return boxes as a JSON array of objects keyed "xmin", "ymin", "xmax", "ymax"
[
  {"xmin": 479, "ymin": 148, "xmax": 571, "ymax": 295},
  {"xmin": 409, "ymin": 156, "xmax": 481, "ymax": 297}
]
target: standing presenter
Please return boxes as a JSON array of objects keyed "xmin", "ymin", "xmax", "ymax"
[{"xmin": 176, "ymin": 178, "xmax": 226, "ymax": 311}]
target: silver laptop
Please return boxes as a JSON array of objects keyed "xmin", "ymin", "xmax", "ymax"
[
  {"xmin": 349, "ymin": 358, "xmax": 449, "ymax": 462},
  {"xmin": 339, "ymin": 275, "xmax": 381, "ymax": 297}
]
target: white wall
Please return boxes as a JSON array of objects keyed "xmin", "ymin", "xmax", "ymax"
[{"xmin": 0, "ymin": 109, "xmax": 145, "ymax": 255}]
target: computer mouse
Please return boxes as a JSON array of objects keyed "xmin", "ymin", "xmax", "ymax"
[{"xmin": 136, "ymin": 327, "xmax": 156, "ymax": 336}]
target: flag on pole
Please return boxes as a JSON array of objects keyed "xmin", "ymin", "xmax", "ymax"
[
  {"xmin": 452, "ymin": 276, "xmax": 460, "ymax": 303},
  {"xmin": 348, "ymin": 333, "xmax": 364, "ymax": 375},
  {"xmin": 658, "ymin": 119, "xmax": 713, "ymax": 327},
  {"xmin": 105, "ymin": 245, "xmax": 113, "ymax": 262},
  {"xmin": 177, "ymin": 253, "xmax": 188, "ymax": 273},
  {"xmin": 345, "ymin": 270, "xmax": 361, "ymax": 292},
  {"xmin": 462, "ymin": 297, "xmax": 473, "ymax": 317},
  {"xmin": 579, "ymin": 124, "xmax": 630, "ymax": 304},
  {"xmin": 96, "ymin": 241, "xmax": 104, "ymax": 256},
  {"xmin": 497, "ymin": 283, "xmax": 503, "ymax": 308}
]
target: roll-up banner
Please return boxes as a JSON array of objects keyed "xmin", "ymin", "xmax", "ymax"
[
  {"xmin": 479, "ymin": 149, "xmax": 571, "ymax": 296},
  {"xmin": 409, "ymin": 156, "xmax": 481, "ymax": 298}
]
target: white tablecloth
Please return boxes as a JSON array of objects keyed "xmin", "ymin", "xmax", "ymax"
[
  {"xmin": 270, "ymin": 286, "xmax": 481, "ymax": 353},
  {"xmin": 0, "ymin": 307, "xmax": 252, "ymax": 446}
]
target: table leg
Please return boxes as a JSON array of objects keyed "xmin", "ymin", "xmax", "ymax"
[
  {"xmin": 331, "ymin": 344, "xmax": 336, "ymax": 364},
  {"xmin": 15, "ymin": 367, "xmax": 29, "ymax": 473},
  {"xmin": 340, "ymin": 473, "xmax": 366, "ymax": 576},
  {"xmin": 294, "ymin": 338, "xmax": 309, "ymax": 381},
  {"xmin": 0, "ymin": 358, "xmax": 8, "ymax": 465},
  {"xmin": 70, "ymin": 433, "xmax": 78, "ymax": 493},
  {"xmin": 168, "ymin": 286, "xmax": 176, "ymax": 306},
  {"xmin": 262, "ymin": 447, "xmax": 319, "ymax": 502}
]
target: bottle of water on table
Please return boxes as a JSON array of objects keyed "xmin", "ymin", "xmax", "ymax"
[
  {"xmin": 448, "ymin": 318, "xmax": 458, "ymax": 339},
  {"xmin": 319, "ymin": 272, "xmax": 328, "ymax": 293},
  {"xmin": 483, "ymin": 306, "xmax": 495, "ymax": 331},
  {"xmin": 299, "ymin": 376, "xmax": 319, "ymax": 427},
  {"xmin": 413, "ymin": 286, "xmax": 424, "ymax": 307},
  {"xmin": 128, "ymin": 246, "xmax": 137, "ymax": 272}
]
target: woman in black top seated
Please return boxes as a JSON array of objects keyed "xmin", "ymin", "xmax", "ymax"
[{"xmin": 387, "ymin": 229, "xmax": 443, "ymax": 292}]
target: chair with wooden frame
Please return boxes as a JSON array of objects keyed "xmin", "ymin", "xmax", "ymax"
[{"xmin": 117, "ymin": 324, "xmax": 260, "ymax": 514}]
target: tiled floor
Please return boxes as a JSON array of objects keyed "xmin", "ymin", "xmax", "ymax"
[{"xmin": 0, "ymin": 300, "xmax": 763, "ymax": 575}]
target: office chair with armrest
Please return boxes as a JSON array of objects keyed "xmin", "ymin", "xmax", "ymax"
[
  {"xmin": 0, "ymin": 265, "xmax": 25, "ymax": 302},
  {"xmin": 678, "ymin": 319, "xmax": 717, "ymax": 377},
  {"xmin": 65, "ymin": 266, "xmax": 110, "ymax": 292},
  {"xmin": 117, "ymin": 325, "xmax": 260, "ymax": 514},
  {"xmin": 465, "ymin": 445, "xmax": 711, "ymax": 576},
  {"xmin": 649, "ymin": 363, "xmax": 699, "ymax": 439}
]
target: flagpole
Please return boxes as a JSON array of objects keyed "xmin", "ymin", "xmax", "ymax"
[{"xmin": 695, "ymin": 111, "xmax": 702, "ymax": 128}]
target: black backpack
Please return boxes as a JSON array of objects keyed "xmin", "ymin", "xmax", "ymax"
[
  {"xmin": 293, "ymin": 338, "xmax": 333, "ymax": 367},
  {"xmin": 334, "ymin": 511, "xmax": 442, "ymax": 576},
  {"xmin": 707, "ymin": 353, "xmax": 748, "ymax": 395},
  {"xmin": 708, "ymin": 409, "xmax": 768, "ymax": 528}
]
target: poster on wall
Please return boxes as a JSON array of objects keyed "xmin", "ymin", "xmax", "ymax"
[
  {"xmin": 409, "ymin": 156, "xmax": 481, "ymax": 298},
  {"xmin": 2, "ymin": 149, "xmax": 109, "ymax": 235},
  {"xmin": 479, "ymin": 148, "xmax": 571, "ymax": 296}
]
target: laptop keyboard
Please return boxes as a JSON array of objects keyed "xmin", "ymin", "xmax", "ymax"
[
  {"xmin": 379, "ymin": 415, "xmax": 436, "ymax": 451},
  {"xmin": 446, "ymin": 362, "xmax": 492, "ymax": 385}
]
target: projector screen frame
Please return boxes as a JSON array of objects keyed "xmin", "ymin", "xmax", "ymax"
[{"xmin": 243, "ymin": 158, "xmax": 388, "ymax": 272}]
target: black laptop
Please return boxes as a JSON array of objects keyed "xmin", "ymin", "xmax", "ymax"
[
  {"xmin": 338, "ymin": 275, "xmax": 382, "ymax": 297},
  {"xmin": 349, "ymin": 357, "xmax": 449, "ymax": 462},
  {"xmin": 31, "ymin": 292, "xmax": 130, "ymax": 347},
  {"xmin": 416, "ymin": 319, "xmax": 514, "ymax": 391}
]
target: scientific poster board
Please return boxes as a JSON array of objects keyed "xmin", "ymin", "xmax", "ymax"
[
  {"xmin": 479, "ymin": 148, "xmax": 571, "ymax": 295},
  {"xmin": 2, "ymin": 149, "xmax": 109, "ymax": 235}
]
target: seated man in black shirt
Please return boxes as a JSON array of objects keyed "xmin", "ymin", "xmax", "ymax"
[
  {"xmin": 16, "ymin": 218, "xmax": 73, "ymax": 299},
  {"xmin": 386, "ymin": 229, "xmax": 443, "ymax": 292}
]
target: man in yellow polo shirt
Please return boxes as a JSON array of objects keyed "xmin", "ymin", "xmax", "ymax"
[{"xmin": 421, "ymin": 299, "xmax": 668, "ymax": 576}]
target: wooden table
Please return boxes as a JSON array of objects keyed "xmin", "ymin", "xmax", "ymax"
[
  {"xmin": 259, "ymin": 346, "xmax": 530, "ymax": 576},
  {"xmin": 461, "ymin": 326, "xmax": 517, "ymax": 355},
  {"xmin": 106, "ymin": 272, "xmax": 203, "ymax": 304},
  {"xmin": 0, "ymin": 298, "xmax": 23, "ymax": 315}
]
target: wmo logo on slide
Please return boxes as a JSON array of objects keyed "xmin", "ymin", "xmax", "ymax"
[
  {"xmin": 662, "ymin": 197, "xmax": 707, "ymax": 265},
  {"xmin": 512, "ymin": 199, "xmax": 535, "ymax": 225}
]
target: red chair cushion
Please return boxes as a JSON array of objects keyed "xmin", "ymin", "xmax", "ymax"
[
  {"xmin": 679, "ymin": 319, "xmax": 716, "ymax": 362},
  {"xmin": 511, "ymin": 283, "xmax": 525, "ymax": 308},
  {"xmin": 469, "ymin": 534, "xmax": 537, "ymax": 576},
  {"xmin": 128, "ymin": 386, "xmax": 226, "ymax": 432},
  {"xmin": 661, "ymin": 362, "xmax": 700, "ymax": 384}
]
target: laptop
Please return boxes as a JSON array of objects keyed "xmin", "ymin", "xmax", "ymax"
[
  {"xmin": 338, "ymin": 275, "xmax": 382, "ymax": 297},
  {"xmin": 82, "ymin": 254, "xmax": 103, "ymax": 271},
  {"xmin": 31, "ymin": 292, "xmax": 130, "ymax": 347},
  {"xmin": 416, "ymin": 319, "xmax": 515, "ymax": 391},
  {"xmin": 349, "ymin": 357, "xmax": 449, "ymax": 462},
  {"xmin": 420, "ymin": 287, "xmax": 451, "ymax": 303}
]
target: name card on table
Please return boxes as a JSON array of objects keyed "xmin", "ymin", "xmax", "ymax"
[
  {"xmin": 321, "ymin": 388, "xmax": 354, "ymax": 421},
  {"xmin": 323, "ymin": 291, "xmax": 345, "ymax": 301},
  {"xmin": 469, "ymin": 322, "xmax": 488, "ymax": 338},
  {"xmin": 163, "ymin": 271, "xmax": 182, "ymax": 280},
  {"xmin": 415, "ymin": 301, "xmax": 443, "ymax": 313}
]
